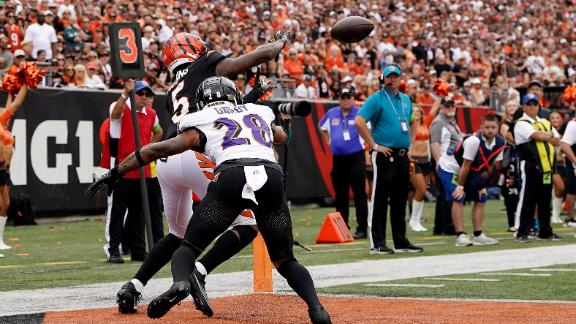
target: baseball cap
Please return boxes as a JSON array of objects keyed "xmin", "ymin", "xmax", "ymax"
[
  {"xmin": 13, "ymin": 49, "xmax": 25, "ymax": 58},
  {"xmin": 522, "ymin": 93, "xmax": 539, "ymax": 105},
  {"xmin": 383, "ymin": 65, "xmax": 401, "ymax": 77},
  {"xmin": 303, "ymin": 74, "xmax": 313, "ymax": 81},
  {"xmin": 528, "ymin": 80, "xmax": 543, "ymax": 89},
  {"xmin": 134, "ymin": 80, "xmax": 155, "ymax": 95},
  {"xmin": 441, "ymin": 97, "xmax": 455, "ymax": 106},
  {"xmin": 340, "ymin": 88, "xmax": 355, "ymax": 97}
]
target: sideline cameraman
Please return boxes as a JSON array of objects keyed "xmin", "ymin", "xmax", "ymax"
[{"xmin": 318, "ymin": 88, "xmax": 368, "ymax": 239}]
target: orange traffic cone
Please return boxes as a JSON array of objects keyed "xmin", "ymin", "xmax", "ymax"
[{"xmin": 315, "ymin": 212, "xmax": 354, "ymax": 243}]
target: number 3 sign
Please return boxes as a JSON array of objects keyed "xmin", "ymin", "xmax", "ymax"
[{"xmin": 109, "ymin": 23, "xmax": 145, "ymax": 79}]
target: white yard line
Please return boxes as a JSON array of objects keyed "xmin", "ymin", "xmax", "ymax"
[
  {"xmin": 478, "ymin": 272, "xmax": 552, "ymax": 276},
  {"xmin": 1, "ymin": 244, "xmax": 575, "ymax": 316},
  {"xmin": 424, "ymin": 278, "xmax": 501, "ymax": 282},
  {"xmin": 530, "ymin": 268, "xmax": 576, "ymax": 272},
  {"xmin": 365, "ymin": 283, "xmax": 445, "ymax": 288}
]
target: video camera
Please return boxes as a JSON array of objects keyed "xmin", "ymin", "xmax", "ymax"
[{"xmin": 271, "ymin": 100, "xmax": 312, "ymax": 117}]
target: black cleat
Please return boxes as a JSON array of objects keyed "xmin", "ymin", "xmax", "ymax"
[
  {"xmin": 189, "ymin": 270, "xmax": 213, "ymax": 317},
  {"xmin": 308, "ymin": 306, "xmax": 332, "ymax": 324},
  {"xmin": 147, "ymin": 281, "xmax": 190, "ymax": 319},
  {"xmin": 108, "ymin": 253, "xmax": 125, "ymax": 264},
  {"xmin": 117, "ymin": 282, "xmax": 141, "ymax": 314}
]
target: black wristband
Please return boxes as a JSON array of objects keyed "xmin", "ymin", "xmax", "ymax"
[{"xmin": 135, "ymin": 148, "xmax": 146, "ymax": 167}]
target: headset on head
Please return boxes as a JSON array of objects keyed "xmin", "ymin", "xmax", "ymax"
[{"xmin": 379, "ymin": 64, "xmax": 401, "ymax": 89}]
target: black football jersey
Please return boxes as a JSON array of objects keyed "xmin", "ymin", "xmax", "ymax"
[{"xmin": 167, "ymin": 51, "xmax": 226, "ymax": 123}]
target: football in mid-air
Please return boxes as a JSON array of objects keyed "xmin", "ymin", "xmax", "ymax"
[{"xmin": 330, "ymin": 16, "xmax": 374, "ymax": 43}]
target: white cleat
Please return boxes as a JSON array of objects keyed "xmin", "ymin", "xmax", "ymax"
[
  {"xmin": 409, "ymin": 220, "xmax": 428, "ymax": 232},
  {"xmin": 0, "ymin": 242, "xmax": 12, "ymax": 250}
]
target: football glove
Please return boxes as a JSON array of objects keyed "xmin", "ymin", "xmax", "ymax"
[{"xmin": 85, "ymin": 166, "xmax": 122, "ymax": 197}]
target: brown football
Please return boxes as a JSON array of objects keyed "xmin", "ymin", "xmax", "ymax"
[{"xmin": 330, "ymin": 16, "xmax": 374, "ymax": 43}]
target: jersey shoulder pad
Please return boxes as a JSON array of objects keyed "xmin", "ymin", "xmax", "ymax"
[{"xmin": 178, "ymin": 110, "xmax": 212, "ymax": 133}]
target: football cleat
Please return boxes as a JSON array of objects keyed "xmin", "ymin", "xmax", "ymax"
[
  {"xmin": 308, "ymin": 306, "xmax": 332, "ymax": 324},
  {"xmin": 189, "ymin": 270, "xmax": 213, "ymax": 317},
  {"xmin": 147, "ymin": 281, "xmax": 190, "ymax": 319},
  {"xmin": 117, "ymin": 282, "xmax": 141, "ymax": 314}
]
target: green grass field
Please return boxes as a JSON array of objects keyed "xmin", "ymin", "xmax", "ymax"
[
  {"xmin": 0, "ymin": 200, "xmax": 574, "ymax": 292},
  {"xmin": 317, "ymin": 263, "xmax": 576, "ymax": 301}
]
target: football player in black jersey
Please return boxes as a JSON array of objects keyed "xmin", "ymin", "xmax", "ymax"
[{"xmin": 111, "ymin": 31, "xmax": 289, "ymax": 315}]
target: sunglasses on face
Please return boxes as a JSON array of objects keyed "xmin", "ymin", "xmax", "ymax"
[
  {"xmin": 526, "ymin": 102, "xmax": 539, "ymax": 106},
  {"xmin": 340, "ymin": 95, "xmax": 352, "ymax": 100},
  {"xmin": 136, "ymin": 91, "xmax": 154, "ymax": 98}
]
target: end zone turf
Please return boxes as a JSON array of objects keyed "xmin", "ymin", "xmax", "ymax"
[{"xmin": 42, "ymin": 294, "xmax": 576, "ymax": 323}]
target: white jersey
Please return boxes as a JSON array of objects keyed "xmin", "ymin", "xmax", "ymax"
[{"xmin": 178, "ymin": 101, "xmax": 276, "ymax": 166}]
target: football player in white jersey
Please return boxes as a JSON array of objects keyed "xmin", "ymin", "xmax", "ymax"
[
  {"xmin": 113, "ymin": 31, "xmax": 286, "ymax": 314},
  {"xmin": 87, "ymin": 77, "xmax": 331, "ymax": 324}
]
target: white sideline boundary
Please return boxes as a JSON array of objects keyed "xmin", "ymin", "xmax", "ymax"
[{"xmin": 0, "ymin": 244, "xmax": 575, "ymax": 316}]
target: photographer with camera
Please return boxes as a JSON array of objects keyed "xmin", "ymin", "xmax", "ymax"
[{"xmin": 318, "ymin": 88, "xmax": 368, "ymax": 239}]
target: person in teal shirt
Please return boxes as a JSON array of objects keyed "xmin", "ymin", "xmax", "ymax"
[{"xmin": 355, "ymin": 64, "xmax": 423, "ymax": 255}]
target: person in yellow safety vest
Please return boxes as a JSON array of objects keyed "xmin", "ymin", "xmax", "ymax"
[{"xmin": 512, "ymin": 94, "xmax": 562, "ymax": 242}]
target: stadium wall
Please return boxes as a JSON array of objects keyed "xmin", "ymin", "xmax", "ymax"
[{"xmin": 1, "ymin": 89, "xmax": 493, "ymax": 215}]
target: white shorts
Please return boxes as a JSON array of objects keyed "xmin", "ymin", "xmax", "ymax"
[{"xmin": 156, "ymin": 150, "xmax": 256, "ymax": 239}]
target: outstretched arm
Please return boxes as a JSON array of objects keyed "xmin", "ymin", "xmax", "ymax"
[
  {"xmin": 118, "ymin": 128, "xmax": 203, "ymax": 174},
  {"xmin": 3, "ymin": 84, "xmax": 28, "ymax": 117},
  {"xmin": 215, "ymin": 32, "xmax": 289, "ymax": 78},
  {"xmin": 86, "ymin": 128, "xmax": 204, "ymax": 196}
]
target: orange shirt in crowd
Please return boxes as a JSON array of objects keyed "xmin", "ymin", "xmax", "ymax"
[
  {"xmin": 284, "ymin": 58, "xmax": 304, "ymax": 80},
  {"xmin": 416, "ymin": 92, "xmax": 436, "ymax": 106},
  {"xmin": 347, "ymin": 63, "xmax": 365, "ymax": 76},
  {"xmin": 4, "ymin": 24, "xmax": 23, "ymax": 52}
]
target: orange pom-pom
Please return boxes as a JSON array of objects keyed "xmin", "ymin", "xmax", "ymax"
[
  {"xmin": 433, "ymin": 79, "xmax": 451, "ymax": 97},
  {"xmin": 399, "ymin": 80, "xmax": 407, "ymax": 93},
  {"xmin": 21, "ymin": 62, "xmax": 45, "ymax": 89},
  {"xmin": 1, "ymin": 74, "xmax": 23, "ymax": 96},
  {"xmin": 563, "ymin": 86, "xmax": 576, "ymax": 105}
]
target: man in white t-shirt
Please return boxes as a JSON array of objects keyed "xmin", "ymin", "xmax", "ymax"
[
  {"xmin": 294, "ymin": 74, "xmax": 317, "ymax": 99},
  {"xmin": 437, "ymin": 114, "xmax": 504, "ymax": 247},
  {"xmin": 560, "ymin": 119, "xmax": 576, "ymax": 227},
  {"xmin": 23, "ymin": 13, "xmax": 57, "ymax": 59}
]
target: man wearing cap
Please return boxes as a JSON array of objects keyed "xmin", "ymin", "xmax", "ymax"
[
  {"xmin": 528, "ymin": 80, "xmax": 551, "ymax": 118},
  {"xmin": 104, "ymin": 79, "xmax": 164, "ymax": 263},
  {"xmin": 513, "ymin": 94, "xmax": 561, "ymax": 242},
  {"xmin": 430, "ymin": 97, "xmax": 461, "ymax": 235},
  {"xmin": 295, "ymin": 74, "xmax": 317, "ymax": 99},
  {"xmin": 355, "ymin": 64, "xmax": 423, "ymax": 254},
  {"xmin": 319, "ymin": 88, "xmax": 368, "ymax": 239},
  {"xmin": 85, "ymin": 61, "xmax": 106, "ymax": 89}
]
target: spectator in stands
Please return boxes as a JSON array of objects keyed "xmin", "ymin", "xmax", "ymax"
[
  {"xmin": 143, "ymin": 63, "xmax": 168, "ymax": 92},
  {"xmin": 319, "ymin": 88, "xmax": 368, "ymax": 239},
  {"xmin": 69, "ymin": 64, "xmax": 88, "ymax": 88},
  {"xmin": 23, "ymin": 12, "xmax": 57, "ymax": 60},
  {"xmin": 0, "ymin": 36, "xmax": 13, "ymax": 73},
  {"xmin": 63, "ymin": 17, "xmax": 85, "ymax": 54},
  {"xmin": 85, "ymin": 61, "xmax": 106, "ymax": 89},
  {"xmin": 295, "ymin": 74, "xmax": 317, "ymax": 99}
]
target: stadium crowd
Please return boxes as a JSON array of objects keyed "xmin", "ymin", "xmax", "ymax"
[{"xmin": 0, "ymin": 0, "xmax": 575, "ymax": 104}]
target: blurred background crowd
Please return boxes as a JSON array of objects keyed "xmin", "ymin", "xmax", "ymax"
[{"xmin": 0, "ymin": 0, "xmax": 575, "ymax": 107}]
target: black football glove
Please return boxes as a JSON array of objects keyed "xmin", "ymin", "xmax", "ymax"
[
  {"xmin": 272, "ymin": 29, "xmax": 291, "ymax": 61},
  {"xmin": 253, "ymin": 67, "xmax": 276, "ymax": 96},
  {"xmin": 85, "ymin": 166, "xmax": 122, "ymax": 197}
]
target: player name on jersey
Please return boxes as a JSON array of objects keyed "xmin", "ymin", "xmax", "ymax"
[{"xmin": 211, "ymin": 103, "xmax": 249, "ymax": 114}]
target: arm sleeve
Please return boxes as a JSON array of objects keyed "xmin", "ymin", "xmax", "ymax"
[
  {"xmin": 462, "ymin": 136, "xmax": 480, "ymax": 161},
  {"xmin": 358, "ymin": 93, "xmax": 378, "ymax": 122},
  {"xmin": 561, "ymin": 121, "xmax": 576, "ymax": 145},
  {"xmin": 514, "ymin": 121, "xmax": 535, "ymax": 145}
]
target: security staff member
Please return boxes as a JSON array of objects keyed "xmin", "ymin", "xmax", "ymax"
[
  {"xmin": 355, "ymin": 65, "xmax": 423, "ymax": 254},
  {"xmin": 106, "ymin": 80, "xmax": 164, "ymax": 263},
  {"xmin": 319, "ymin": 88, "xmax": 368, "ymax": 239},
  {"xmin": 513, "ymin": 94, "xmax": 561, "ymax": 242}
]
